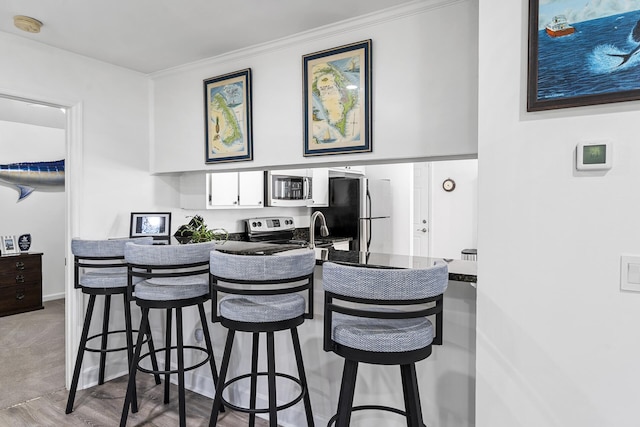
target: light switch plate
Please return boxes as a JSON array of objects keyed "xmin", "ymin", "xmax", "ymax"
[{"xmin": 620, "ymin": 255, "xmax": 640, "ymax": 292}]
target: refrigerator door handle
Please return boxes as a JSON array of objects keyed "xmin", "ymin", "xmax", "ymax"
[{"xmin": 366, "ymin": 190, "xmax": 372, "ymax": 251}]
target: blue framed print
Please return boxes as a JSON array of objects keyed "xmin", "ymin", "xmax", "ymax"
[
  {"xmin": 303, "ymin": 40, "xmax": 372, "ymax": 156},
  {"xmin": 528, "ymin": 0, "xmax": 640, "ymax": 111},
  {"xmin": 203, "ymin": 69, "xmax": 253, "ymax": 163}
]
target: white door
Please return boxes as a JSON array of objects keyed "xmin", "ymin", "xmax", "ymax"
[{"xmin": 413, "ymin": 162, "xmax": 430, "ymax": 257}]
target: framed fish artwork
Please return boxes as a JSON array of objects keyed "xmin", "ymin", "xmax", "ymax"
[
  {"xmin": 302, "ymin": 40, "xmax": 372, "ymax": 156},
  {"xmin": 528, "ymin": 1, "xmax": 640, "ymax": 111},
  {"xmin": 203, "ymin": 69, "xmax": 253, "ymax": 163}
]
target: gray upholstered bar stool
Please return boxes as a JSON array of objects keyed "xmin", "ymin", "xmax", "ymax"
[
  {"xmin": 322, "ymin": 261, "xmax": 448, "ymax": 427},
  {"xmin": 66, "ymin": 237, "xmax": 160, "ymax": 414},
  {"xmin": 208, "ymin": 249, "xmax": 316, "ymax": 427},
  {"xmin": 119, "ymin": 241, "xmax": 219, "ymax": 427}
]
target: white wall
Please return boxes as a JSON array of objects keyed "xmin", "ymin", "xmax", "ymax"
[
  {"xmin": 477, "ymin": 1, "xmax": 640, "ymax": 426},
  {"xmin": 365, "ymin": 160, "xmax": 478, "ymax": 258},
  {"xmin": 430, "ymin": 159, "xmax": 478, "ymax": 259},
  {"xmin": 151, "ymin": 0, "xmax": 478, "ymax": 174},
  {"xmin": 0, "ymin": 30, "xmax": 175, "ymax": 389},
  {"xmin": 0, "ymin": 120, "xmax": 65, "ymax": 300}
]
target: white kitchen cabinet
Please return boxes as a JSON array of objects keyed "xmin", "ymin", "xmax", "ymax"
[
  {"xmin": 332, "ymin": 240, "xmax": 350, "ymax": 251},
  {"xmin": 328, "ymin": 165, "xmax": 365, "ymax": 176},
  {"xmin": 209, "ymin": 172, "xmax": 239, "ymax": 207},
  {"xmin": 308, "ymin": 167, "xmax": 328, "ymax": 207},
  {"xmin": 238, "ymin": 171, "xmax": 264, "ymax": 207},
  {"xmin": 180, "ymin": 171, "xmax": 263, "ymax": 209}
]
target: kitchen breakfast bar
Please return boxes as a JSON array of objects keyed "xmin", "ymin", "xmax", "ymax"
[{"xmin": 172, "ymin": 241, "xmax": 477, "ymax": 427}]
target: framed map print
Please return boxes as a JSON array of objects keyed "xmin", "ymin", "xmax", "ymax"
[
  {"xmin": 203, "ymin": 69, "xmax": 253, "ymax": 163},
  {"xmin": 528, "ymin": 0, "xmax": 640, "ymax": 111},
  {"xmin": 302, "ymin": 40, "xmax": 372, "ymax": 156}
]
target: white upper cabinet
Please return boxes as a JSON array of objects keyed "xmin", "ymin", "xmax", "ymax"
[
  {"xmin": 180, "ymin": 171, "xmax": 264, "ymax": 209},
  {"xmin": 238, "ymin": 171, "xmax": 264, "ymax": 207},
  {"xmin": 308, "ymin": 168, "xmax": 329, "ymax": 207},
  {"xmin": 328, "ymin": 165, "xmax": 365, "ymax": 177},
  {"xmin": 209, "ymin": 172, "xmax": 240, "ymax": 207}
]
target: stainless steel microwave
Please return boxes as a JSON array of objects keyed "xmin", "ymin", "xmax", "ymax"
[{"xmin": 265, "ymin": 170, "xmax": 312, "ymax": 206}]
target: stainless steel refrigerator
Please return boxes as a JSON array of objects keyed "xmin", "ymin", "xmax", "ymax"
[{"xmin": 316, "ymin": 176, "xmax": 391, "ymax": 253}]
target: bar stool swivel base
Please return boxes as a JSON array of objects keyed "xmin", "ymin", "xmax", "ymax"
[
  {"xmin": 209, "ymin": 318, "xmax": 314, "ymax": 427},
  {"xmin": 327, "ymin": 405, "xmax": 426, "ymax": 427},
  {"xmin": 219, "ymin": 369, "xmax": 307, "ymax": 414}
]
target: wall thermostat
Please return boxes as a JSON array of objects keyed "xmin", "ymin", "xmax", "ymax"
[{"xmin": 576, "ymin": 141, "xmax": 612, "ymax": 171}]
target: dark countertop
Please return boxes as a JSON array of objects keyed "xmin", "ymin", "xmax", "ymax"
[{"xmin": 214, "ymin": 241, "xmax": 477, "ymax": 284}]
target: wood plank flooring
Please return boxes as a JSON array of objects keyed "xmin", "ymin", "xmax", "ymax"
[{"xmin": 0, "ymin": 299, "xmax": 268, "ymax": 426}]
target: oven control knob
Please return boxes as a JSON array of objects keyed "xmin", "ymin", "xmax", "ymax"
[
  {"xmin": 252, "ymin": 222, "xmax": 257, "ymax": 227},
  {"xmin": 257, "ymin": 221, "xmax": 262, "ymax": 227}
]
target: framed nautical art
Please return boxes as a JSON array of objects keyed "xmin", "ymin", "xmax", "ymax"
[
  {"xmin": 528, "ymin": 1, "xmax": 640, "ymax": 111},
  {"xmin": 302, "ymin": 39, "xmax": 372, "ymax": 156},
  {"xmin": 203, "ymin": 69, "xmax": 253, "ymax": 163}
]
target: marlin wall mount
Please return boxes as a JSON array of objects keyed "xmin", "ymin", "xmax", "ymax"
[{"xmin": 0, "ymin": 160, "xmax": 65, "ymax": 201}]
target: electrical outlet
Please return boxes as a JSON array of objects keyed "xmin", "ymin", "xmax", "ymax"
[{"xmin": 620, "ymin": 255, "xmax": 640, "ymax": 292}]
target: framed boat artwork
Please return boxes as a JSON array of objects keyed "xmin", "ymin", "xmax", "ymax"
[
  {"xmin": 302, "ymin": 39, "xmax": 372, "ymax": 156},
  {"xmin": 203, "ymin": 69, "xmax": 253, "ymax": 163},
  {"xmin": 528, "ymin": 1, "xmax": 640, "ymax": 111}
]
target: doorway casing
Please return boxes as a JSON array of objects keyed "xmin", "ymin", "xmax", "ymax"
[{"xmin": 0, "ymin": 91, "xmax": 83, "ymax": 390}]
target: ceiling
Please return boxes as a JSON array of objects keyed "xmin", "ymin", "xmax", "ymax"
[
  {"xmin": 0, "ymin": 0, "xmax": 416, "ymax": 74},
  {"xmin": 0, "ymin": 0, "xmax": 417, "ymax": 129}
]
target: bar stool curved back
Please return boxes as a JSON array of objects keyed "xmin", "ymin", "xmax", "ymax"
[
  {"xmin": 208, "ymin": 249, "xmax": 316, "ymax": 427},
  {"xmin": 119, "ymin": 241, "xmax": 219, "ymax": 427},
  {"xmin": 66, "ymin": 237, "xmax": 160, "ymax": 415},
  {"xmin": 322, "ymin": 261, "xmax": 448, "ymax": 427}
]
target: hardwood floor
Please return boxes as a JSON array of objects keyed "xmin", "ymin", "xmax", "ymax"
[{"xmin": 0, "ymin": 299, "xmax": 268, "ymax": 426}]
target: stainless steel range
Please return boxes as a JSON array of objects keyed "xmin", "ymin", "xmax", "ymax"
[
  {"xmin": 244, "ymin": 216, "xmax": 335, "ymax": 250},
  {"xmin": 244, "ymin": 216, "xmax": 305, "ymax": 245}
]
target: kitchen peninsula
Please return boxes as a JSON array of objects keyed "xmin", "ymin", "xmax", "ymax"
[
  {"xmin": 216, "ymin": 240, "xmax": 477, "ymax": 283},
  {"xmin": 196, "ymin": 240, "xmax": 477, "ymax": 427}
]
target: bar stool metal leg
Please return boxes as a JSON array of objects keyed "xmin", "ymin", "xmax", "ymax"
[
  {"xmin": 120, "ymin": 307, "xmax": 149, "ymax": 427},
  {"xmin": 198, "ymin": 303, "xmax": 220, "ymax": 392},
  {"xmin": 400, "ymin": 363, "xmax": 424, "ymax": 427},
  {"xmin": 65, "ymin": 294, "xmax": 97, "ymax": 414},
  {"xmin": 266, "ymin": 331, "xmax": 278, "ymax": 427},
  {"xmin": 209, "ymin": 329, "xmax": 236, "ymax": 427},
  {"xmin": 248, "ymin": 333, "xmax": 259, "ymax": 427},
  {"xmin": 99, "ymin": 295, "xmax": 111, "ymax": 385},
  {"xmin": 335, "ymin": 360, "xmax": 359, "ymax": 427},
  {"xmin": 143, "ymin": 312, "xmax": 162, "ymax": 386},
  {"xmin": 176, "ymin": 308, "xmax": 187, "ymax": 427},
  {"xmin": 164, "ymin": 307, "xmax": 172, "ymax": 405},
  {"xmin": 291, "ymin": 327, "xmax": 315, "ymax": 426},
  {"xmin": 122, "ymin": 293, "xmax": 139, "ymax": 413}
]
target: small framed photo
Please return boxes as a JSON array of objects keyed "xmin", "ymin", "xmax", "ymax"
[
  {"xmin": 129, "ymin": 212, "xmax": 172, "ymax": 244},
  {"xmin": 303, "ymin": 39, "xmax": 372, "ymax": 156},
  {"xmin": 2, "ymin": 235, "xmax": 18, "ymax": 255},
  {"xmin": 203, "ymin": 68, "xmax": 253, "ymax": 164}
]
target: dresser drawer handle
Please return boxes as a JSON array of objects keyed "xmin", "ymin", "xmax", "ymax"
[
  {"xmin": 16, "ymin": 275, "xmax": 25, "ymax": 283},
  {"xmin": 15, "ymin": 262, "xmax": 25, "ymax": 270},
  {"xmin": 16, "ymin": 291, "xmax": 25, "ymax": 300}
]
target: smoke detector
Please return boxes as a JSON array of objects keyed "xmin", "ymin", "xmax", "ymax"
[{"xmin": 14, "ymin": 15, "xmax": 42, "ymax": 33}]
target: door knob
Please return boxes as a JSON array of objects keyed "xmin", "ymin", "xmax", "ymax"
[{"xmin": 417, "ymin": 228, "xmax": 427, "ymax": 233}]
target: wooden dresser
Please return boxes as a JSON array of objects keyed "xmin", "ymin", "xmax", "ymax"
[{"xmin": 0, "ymin": 252, "xmax": 43, "ymax": 317}]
